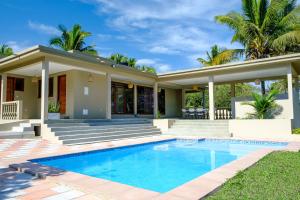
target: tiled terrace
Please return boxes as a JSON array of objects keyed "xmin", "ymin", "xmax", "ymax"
[{"xmin": 0, "ymin": 136, "xmax": 300, "ymax": 200}]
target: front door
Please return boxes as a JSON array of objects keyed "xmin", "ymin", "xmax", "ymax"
[
  {"xmin": 6, "ymin": 77, "xmax": 15, "ymax": 101},
  {"xmin": 57, "ymin": 75, "xmax": 66, "ymax": 114}
]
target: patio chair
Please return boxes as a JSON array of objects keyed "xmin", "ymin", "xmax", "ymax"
[
  {"xmin": 188, "ymin": 108, "xmax": 196, "ymax": 119},
  {"xmin": 196, "ymin": 108, "xmax": 205, "ymax": 119}
]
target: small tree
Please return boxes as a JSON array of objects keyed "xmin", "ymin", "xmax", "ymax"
[{"xmin": 243, "ymin": 89, "xmax": 279, "ymax": 119}]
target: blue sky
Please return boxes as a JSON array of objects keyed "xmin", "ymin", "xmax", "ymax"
[{"xmin": 0, "ymin": 0, "xmax": 244, "ymax": 73}]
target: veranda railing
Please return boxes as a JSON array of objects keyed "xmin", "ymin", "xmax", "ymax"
[{"xmin": 1, "ymin": 101, "xmax": 23, "ymax": 120}]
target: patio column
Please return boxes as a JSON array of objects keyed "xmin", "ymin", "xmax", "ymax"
[
  {"xmin": 0, "ymin": 74, "xmax": 7, "ymax": 119},
  {"xmin": 287, "ymin": 66, "xmax": 294, "ymax": 119},
  {"xmin": 208, "ymin": 76, "xmax": 215, "ymax": 120},
  {"xmin": 231, "ymin": 83, "xmax": 235, "ymax": 119},
  {"xmin": 202, "ymin": 89, "xmax": 205, "ymax": 108},
  {"xmin": 41, "ymin": 60, "xmax": 49, "ymax": 123},
  {"xmin": 106, "ymin": 73, "xmax": 111, "ymax": 119},
  {"xmin": 153, "ymin": 82, "xmax": 158, "ymax": 118},
  {"xmin": 134, "ymin": 84, "xmax": 138, "ymax": 116}
]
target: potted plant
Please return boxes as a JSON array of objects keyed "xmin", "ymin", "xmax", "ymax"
[{"xmin": 48, "ymin": 102, "xmax": 60, "ymax": 120}]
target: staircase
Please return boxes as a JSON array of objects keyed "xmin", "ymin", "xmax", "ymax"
[
  {"xmin": 165, "ymin": 120, "xmax": 230, "ymax": 138},
  {"xmin": 0, "ymin": 120, "xmax": 40, "ymax": 139},
  {"xmin": 44, "ymin": 118, "xmax": 162, "ymax": 145}
]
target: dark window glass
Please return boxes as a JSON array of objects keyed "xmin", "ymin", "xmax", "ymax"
[
  {"xmin": 49, "ymin": 77, "xmax": 54, "ymax": 97},
  {"xmin": 111, "ymin": 82, "xmax": 134, "ymax": 114},
  {"xmin": 38, "ymin": 80, "xmax": 41, "ymax": 98},
  {"xmin": 15, "ymin": 78, "xmax": 24, "ymax": 91},
  {"xmin": 137, "ymin": 86, "xmax": 153, "ymax": 114},
  {"xmin": 158, "ymin": 89, "xmax": 165, "ymax": 115},
  {"xmin": 38, "ymin": 77, "xmax": 54, "ymax": 98}
]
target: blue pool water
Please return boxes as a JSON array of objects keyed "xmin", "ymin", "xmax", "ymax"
[{"xmin": 32, "ymin": 139, "xmax": 287, "ymax": 193}]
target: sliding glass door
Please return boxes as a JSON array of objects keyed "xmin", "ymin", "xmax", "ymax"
[
  {"xmin": 137, "ymin": 86, "xmax": 153, "ymax": 114},
  {"xmin": 111, "ymin": 82, "xmax": 133, "ymax": 114}
]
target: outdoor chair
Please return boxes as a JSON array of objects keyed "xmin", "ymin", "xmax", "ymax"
[
  {"xmin": 188, "ymin": 108, "xmax": 196, "ymax": 119},
  {"xmin": 196, "ymin": 108, "xmax": 205, "ymax": 119}
]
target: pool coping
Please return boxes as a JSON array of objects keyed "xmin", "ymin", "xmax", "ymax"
[{"xmin": 7, "ymin": 136, "xmax": 300, "ymax": 200}]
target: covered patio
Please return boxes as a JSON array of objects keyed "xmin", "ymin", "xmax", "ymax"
[{"xmin": 158, "ymin": 54, "xmax": 300, "ymax": 124}]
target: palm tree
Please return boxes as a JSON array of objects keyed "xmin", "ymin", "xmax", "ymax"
[
  {"xmin": 49, "ymin": 24, "xmax": 97, "ymax": 55},
  {"xmin": 197, "ymin": 45, "xmax": 242, "ymax": 66},
  {"xmin": 140, "ymin": 65, "xmax": 156, "ymax": 74},
  {"xmin": 0, "ymin": 44, "xmax": 13, "ymax": 57},
  {"xmin": 215, "ymin": 0, "xmax": 300, "ymax": 59},
  {"xmin": 110, "ymin": 53, "xmax": 126, "ymax": 64},
  {"xmin": 243, "ymin": 89, "xmax": 279, "ymax": 119},
  {"xmin": 127, "ymin": 58, "xmax": 137, "ymax": 68},
  {"xmin": 216, "ymin": 0, "xmax": 300, "ymax": 94}
]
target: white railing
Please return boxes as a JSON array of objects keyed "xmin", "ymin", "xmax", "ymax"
[{"xmin": 1, "ymin": 101, "xmax": 23, "ymax": 120}]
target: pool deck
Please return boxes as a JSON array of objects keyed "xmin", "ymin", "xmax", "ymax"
[{"xmin": 0, "ymin": 136, "xmax": 300, "ymax": 200}]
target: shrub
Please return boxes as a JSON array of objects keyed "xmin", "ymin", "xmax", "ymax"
[{"xmin": 48, "ymin": 102, "xmax": 60, "ymax": 113}]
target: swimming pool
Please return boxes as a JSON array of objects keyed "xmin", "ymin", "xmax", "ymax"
[{"xmin": 32, "ymin": 139, "xmax": 287, "ymax": 193}]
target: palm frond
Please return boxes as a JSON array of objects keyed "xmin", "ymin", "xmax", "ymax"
[{"xmin": 272, "ymin": 30, "xmax": 300, "ymax": 51}]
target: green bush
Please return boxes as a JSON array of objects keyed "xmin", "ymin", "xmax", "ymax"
[
  {"xmin": 292, "ymin": 128, "xmax": 300, "ymax": 134},
  {"xmin": 48, "ymin": 102, "xmax": 60, "ymax": 113}
]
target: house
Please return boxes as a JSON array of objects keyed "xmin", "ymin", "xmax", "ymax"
[{"xmin": 1, "ymin": 45, "xmax": 300, "ymax": 141}]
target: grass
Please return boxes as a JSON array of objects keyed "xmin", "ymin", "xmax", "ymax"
[{"xmin": 206, "ymin": 151, "xmax": 300, "ymax": 200}]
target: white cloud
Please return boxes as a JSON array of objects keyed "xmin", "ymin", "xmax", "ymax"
[
  {"xmin": 81, "ymin": 0, "xmax": 243, "ymax": 69},
  {"xmin": 28, "ymin": 21, "xmax": 60, "ymax": 35},
  {"xmin": 6, "ymin": 41, "xmax": 31, "ymax": 52},
  {"xmin": 137, "ymin": 58, "xmax": 171, "ymax": 73},
  {"xmin": 149, "ymin": 46, "xmax": 180, "ymax": 55},
  {"xmin": 136, "ymin": 59, "xmax": 156, "ymax": 66}
]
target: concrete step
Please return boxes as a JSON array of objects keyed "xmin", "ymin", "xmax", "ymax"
[
  {"xmin": 54, "ymin": 126, "xmax": 157, "ymax": 136},
  {"xmin": 50, "ymin": 123, "xmax": 153, "ymax": 131},
  {"xmin": 172, "ymin": 124, "xmax": 228, "ymax": 128},
  {"xmin": 46, "ymin": 118, "xmax": 151, "ymax": 124},
  {"xmin": 0, "ymin": 131, "xmax": 35, "ymax": 139},
  {"xmin": 47, "ymin": 121, "xmax": 151, "ymax": 128},
  {"xmin": 63, "ymin": 131, "xmax": 161, "ymax": 145},
  {"xmin": 166, "ymin": 119, "xmax": 229, "ymax": 138},
  {"xmin": 58, "ymin": 128, "xmax": 160, "ymax": 140}
]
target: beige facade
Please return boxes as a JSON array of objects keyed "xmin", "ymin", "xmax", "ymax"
[{"xmin": 1, "ymin": 45, "xmax": 300, "ymax": 133}]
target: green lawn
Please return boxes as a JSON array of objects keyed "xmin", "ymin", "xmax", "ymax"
[{"xmin": 206, "ymin": 151, "xmax": 300, "ymax": 200}]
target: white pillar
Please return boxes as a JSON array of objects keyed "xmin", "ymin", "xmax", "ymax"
[
  {"xmin": 106, "ymin": 73, "xmax": 111, "ymax": 119},
  {"xmin": 0, "ymin": 74, "xmax": 7, "ymax": 119},
  {"xmin": 153, "ymin": 82, "xmax": 158, "ymax": 118},
  {"xmin": 134, "ymin": 84, "xmax": 138, "ymax": 116},
  {"xmin": 208, "ymin": 76, "xmax": 215, "ymax": 120},
  {"xmin": 287, "ymin": 67, "xmax": 294, "ymax": 119},
  {"xmin": 41, "ymin": 60, "xmax": 49, "ymax": 123},
  {"xmin": 231, "ymin": 83, "xmax": 235, "ymax": 119}
]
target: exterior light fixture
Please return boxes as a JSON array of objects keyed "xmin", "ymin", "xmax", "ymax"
[
  {"xmin": 88, "ymin": 73, "xmax": 93, "ymax": 83},
  {"xmin": 128, "ymin": 82, "xmax": 134, "ymax": 89},
  {"xmin": 158, "ymin": 88, "xmax": 162, "ymax": 93},
  {"xmin": 31, "ymin": 76, "xmax": 38, "ymax": 83},
  {"xmin": 255, "ymin": 79, "xmax": 261, "ymax": 85},
  {"xmin": 192, "ymin": 85, "xmax": 199, "ymax": 91}
]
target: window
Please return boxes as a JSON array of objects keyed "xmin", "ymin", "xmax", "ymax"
[
  {"xmin": 158, "ymin": 89, "xmax": 165, "ymax": 115},
  {"xmin": 49, "ymin": 77, "xmax": 54, "ymax": 97},
  {"xmin": 14, "ymin": 78, "xmax": 24, "ymax": 91},
  {"xmin": 38, "ymin": 77, "xmax": 54, "ymax": 98},
  {"xmin": 137, "ymin": 86, "xmax": 153, "ymax": 114}
]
